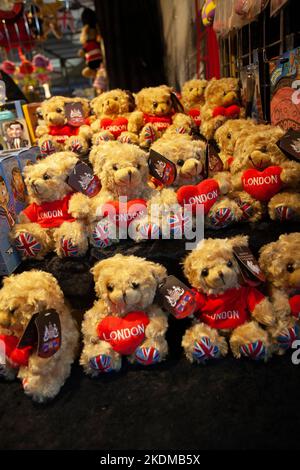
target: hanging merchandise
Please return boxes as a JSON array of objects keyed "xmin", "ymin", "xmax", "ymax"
[
  {"xmin": 34, "ymin": 0, "xmax": 62, "ymax": 40},
  {"xmin": 240, "ymin": 62, "xmax": 264, "ymax": 121},
  {"xmin": 57, "ymin": 3, "xmax": 76, "ymax": 34},
  {"xmin": 93, "ymin": 63, "xmax": 108, "ymax": 95},
  {"xmin": 0, "ymin": 2, "xmax": 36, "ymax": 51},
  {"xmin": 234, "ymin": 0, "xmax": 269, "ymax": 21},
  {"xmin": 32, "ymin": 54, "xmax": 53, "ymax": 85},
  {"xmin": 201, "ymin": 0, "xmax": 216, "ymax": 27},
  {"xmin": 269, "ymin": 47, "xmax": 300, "ymax": 131}
]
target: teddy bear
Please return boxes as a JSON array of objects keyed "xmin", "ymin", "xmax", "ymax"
[
  {"xmin": 134, "ymin": 85, "xmax": 190, "ymax": 148},
  {"xmin": 259, "ymin": 233, "xmax": 300, "ymax": 354},
  {"xmin": 0, "ymin": 270, "xmax": 79, "ymax": 402},
  {"xmin": 181, "ymin": 236, "xmax": 274, "ymax": 363},
  {"xmin": 200, "ymin": 77, "xmax": 245, "ymax": 141},
  {"xmin": 80, "ymin": 254, "xmax": 168, "ymax": 375},
  {"xmin": 90, "ymin": 88, "xmax": 142, "ymax": 145},
  {"xmin": 79, "ymin": 24, "xmax": 103, "ymax": 79},
  {"xmin": 10, "ymin": 151, "xmax": 89, "ymax": 259},
  {"xmin": 181, "ymin": 78, "xmax": 208, "ymax": 128},
  {"xmin": 229, "ymin": 125, "xmax": 300, "ymax": 223},
  {"xmin": 36, "ymin": 96, "xmax": 92, "ymax": 156}
]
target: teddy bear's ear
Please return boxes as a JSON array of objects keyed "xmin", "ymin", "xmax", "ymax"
[
  {"xmin": 147, "ymin": 261, "xmax": 167, "ymax": 284},
  {"xmin": 124, "ymin": 90, "xmax": 136, "ymax": 111},
  {"xmin": 170, "ymin": 92, "xmax": 184, "ymax": 113},
  {"xmin": 259, "ymin": 242, "xmax": 276, "ymax": 273},
  {"xmin": 183, "ymin": 250, "xmax": 199, "ymax": 281},
  {"xmin": 228, "ymin": 235, "xmax": 249, "ymax": 249},
  {"xmin": 57, "ymin": 152, "xmax": 79, "ymax": 175}
]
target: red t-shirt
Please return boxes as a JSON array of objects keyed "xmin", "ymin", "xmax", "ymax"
[
  {"xmin": 193, "ymin": 286, "xmax": 265, "ymax": 329},
  {"xmin": 100, "ymin": 117, "xmax": 128, "ymax": 138},
  {"xmin": 23, "ymin": 193, "xmax": 75, "ymax": 229},
  {"xmin": 188, "ymin": 108, "xmax": 201, "ymax": 126},
  {"xmin": 289, "ymin": 294, "xmax": 300, "ymax": 320},
  {"xmin": 143, "ymin": 114, "xmax": 173, "ymax": 132}
]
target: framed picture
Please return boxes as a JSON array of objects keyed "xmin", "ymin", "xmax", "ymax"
[{"xmin": 0, "ymin": 118, "xmax": 30, "ymax": 151}]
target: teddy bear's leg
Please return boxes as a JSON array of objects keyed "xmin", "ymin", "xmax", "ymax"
[
  {"xmin": 89, "ymin": 218, "xmax": 118, "ymax": 249},
  {"xmin": 230, "ymin": 321, "xmax": 270, "ymax": 361},
  {"xmin": 129, "ymin": 337, "xmax": 168, "ymax": 366},
  {"xmin": 11, "ymin": 224, "xmax": 53, "ymax": 259},
  {"xmin": 80, "ymin": 341, "xmax": 122, "ymax": 377},
  {"xmin": 232, "ymin": 191, "xmax": 265, "ymax": 223},
  {"xmin": 268, "ymin": 192, "xmax": 300, "ymax": 222},
  {"xmin": 92, "ymin": 131, "xmax": 115, "ymax": 146},
  {"xmin": 65, "ymin": 136, "xmax": 89, "ymax": 156},
  {"xmin": 206, "ymin": 197, "xmax": 242, "ymax": 229},
  {"xmin": 53, "ymin": 221, "xmax": 88, "ymax": 258},
  {"xmin": 139, "ymin": 124, "xmax": 159, "ymax": 148},
  {"xmin": 117, "ymin": 131, "xmax": 139, "ymax": 145},
  {"xmin": 267, "ymin": 316, "xmax": 299, "ymax": 355},
  {"xmin": 182, "ymin": 322, "xmax": 228, "ymax": 364},
  {"xmin": 38, "ymin": 135, "xmax": 62, "ymax": 156}
]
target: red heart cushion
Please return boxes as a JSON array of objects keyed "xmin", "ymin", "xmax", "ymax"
[
  {"xmin": 97, "ymin": 312, "xmax": 150, "ymax": 355},
  {"xmin": 225, "ymin": 105, "xmax": 240, "ymax": 118},
  {"xmin": 177, "ymin": 179, "xmax": 220, "ymax": 214},
  {"xmin": 100, "ymin": 117, "xmax": 128, "ymax": 138},
  {"xmin": 212, "ymin": 106, "xmax": 226, "ymax": 118},
  {"xmin": 242, "ymin": 166, "xmax": 282, "ymax": 201},
  {"xmin": 102, "ymin": 199, "xmax": 147, "ymax": 226},
  {"xmin": 289, "ymin": 295, "xmax": 300, "ymax": 320}
]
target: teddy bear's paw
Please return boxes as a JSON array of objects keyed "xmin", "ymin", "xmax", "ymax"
[
  {"xmin": 14, "ymin": 232, "xmax": 42, "ymax": 259},
  {"xmin": 140, "ymin": 124, "xmax": 157, "ymax": 147},
  {"xmin": 22, "ymin": 376, "xmax": 59, "ymax": 403},
  {"xmin": 134, "ymin": 346, "xmax": 161, "ymax": 366},
  {"xmin": 133, "ymin": 221, "xmax": 161, "ymax": 241},
  {"xmin": 239, "ymin": 340, "xmax": 267, "ymax": 361},
  {"xmin": 90, "ymin": 219, "xmax": 116, "ymax": 248},
  {"xmin": 162, "ymin": 212, "xmax": 193, "ymax": 239},
  {"xmin": 192, "ymin": 337, "xmax": 221, "ymax": 363},
  {"xmin": 273, "ymin": 205, "xmax": 296, "ymax": 222},
  {"xmin": 68, "ymin": 138, "xmax": 84, "ymax": 155},
  {"xmin": 117, "ymin": 132, "xmax": 139, "ymax": 145},
  {"xmin": 93, "ymin": 131, "xmax": 115, "ymax": 146},
  {"xmin": 88, "ymin": 354, "xmax": 116, "ymax": 373},
  {"xmin": 39, "ymin": 139, "xmax": 57, "ymax": 156},
  {"xmin": 206, "ymin": 207, "xmax": 236, "ymax": 229},
  {"xmin": 276, "ymin": 325, "xmax": 299, "ymax": 351},
  {"xmin": 235, "ymin": 199, "xmax": 255, "ymax": 221},
  {"xmin": 59, "ymin": 237, "xmax": 79, "ymax": 257}
]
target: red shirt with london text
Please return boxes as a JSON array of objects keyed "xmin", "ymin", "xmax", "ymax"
[
  {"xmin": 193, "ymin": 286, "xmax": 265, "ymax": 329},
  {"xmin": 143, "ymin": 114, "xmax": 173, "ymax": 131},
  {"xmin": 22, "ymin": 193, "xmax": 75, "ymax": 229}
]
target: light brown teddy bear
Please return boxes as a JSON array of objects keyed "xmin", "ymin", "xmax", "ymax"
[
  {"xmin": 259, "ymin": 233, "xmax": 300, "ymax": 355},
  {"xmin": 181, "ymin": 78, "xmax": 208, "ymax": 128},
  {"xmin": 36, "ymin": 96, "xmax": 92, "ymax": 156},
  {"xmin": 150, "ymin": 134, "xmax": 206, "ymax": 189},
  {"xmin": 11, "ymin": 152, "xmax": 88, "ymax": 259},
  {"xmin": 181, "ymin": 236, "xmax": 274, "ymax": 363},
  {"xmin": 80, "ymin": 254, "xmax": 168, "ymax": 375},
  {"xmin": 134, "ymin": 85, "xmax": 190, "ymax": 148},
  {"xmin": 0, "ymin": 271, "xmax": 79, "ymax": 402},
  {"xmin": 230, "ymin": 126, "xmax": 300, "ymax": 223},
  {"xmin": 200, "ymin": 78, "xmax": 245, "ymax": 141},
  {"xmin": 90, "ymin": 89, "xmax": 142, "ymax": 145}
]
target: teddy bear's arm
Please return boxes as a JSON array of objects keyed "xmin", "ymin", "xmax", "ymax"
[
  {"xmin": 270, "ymin": 287, "xmax": 292, "ymax": 320},
  {"xmin": 82, "ymin": 300, "xmax": 109, "ymax": 343},
  {"xmin": 78, "ymin": 124, "xmax": 93, "ymax": 141},
  {"xmin": 127, "ymin": 111, "xmax": 144, "ymax": 133},
  {"xmin": 68, "ymin": 193, "xmax": 91, "ymax": 219},
  {"xmin": 280, "ymin": 161, "xmax": 300, "ymax": 187},
  {"xmin": 17, "ymin": 212, "xmax": 31, "ymax": 224},
  {"xmin": 91, "ymin": 118, "xmax": 101, "ymax": 133},
  {"xmin": 213, "ymin": 172, "xmax": 232, "ymax": 194},
  {"xmin": 35, "ymin": 124, "xmax": 50, "ymax": 138},
  {"xmin": 145, "ymin": 304, "xmax": 168, "ymax": 339},
  {"xmin": 248, "ymin": 290, "xmax": 274, "ymax": 327}
]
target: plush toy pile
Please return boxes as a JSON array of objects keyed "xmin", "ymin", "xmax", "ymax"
[{"xmin": 1, "ymin": 76, "xmax": 299, "ymax": 401}]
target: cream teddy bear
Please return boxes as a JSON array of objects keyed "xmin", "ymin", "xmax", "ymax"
[
  {"xmin": 0, "ymin": 270, "xmax": 79, "ymax": 402},
  {"xmin": 200, "ymin": 78, "xmax": 245, "ymax": 141},
  {"xmin": 80, "ymin": 254, "xmax": 168, "ymax": 374},
  {"xmin": 36, "ymin": 96, "xmax": 92, "ymax": 156},
  {"xmin": 90, "ymin": 89, "xmax": 142, "ymax": 145},
  {"xmin": 181, "ymin": 236, "xmax": 274, "ymax": 363},
  {"xmin": 230, "ymin": 126, "xmax": 300, "ymax": 223},
  {"xmin": 11, "ymin": 151, "xmax": 88, "ymax": 259},
  {"xmin": 259, "ymin": 233, "xmax": 300, "ymax": 354},
  {"xmin": 181, "ymin": 78, "xmax": 208, "ymax": 128}
]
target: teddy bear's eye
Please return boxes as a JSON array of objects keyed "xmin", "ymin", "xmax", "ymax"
[
  {"xmin": 153, "ymin": 101, "xmax": 158, "ymax": 108},
  {"xmin": 201, "ymin": 268, "xmax": 209, "ymax": 277},
  {"xmin": 287, "ymin": 263, "xmax": 295, "ymax": 273},
  {"xmin": 107, "ymin": 284, "xmax": 114, "ymax": 292},
  {"xmin": 43, "ymin": 173, "xmax": 51, "ymax": 180},
  {"xmin": 260, "ymin": 146, "xmax": 267, "ymax": 152},
  {"xmin": 177, "ymin": 159, "xmax": 184, "ymax": 167},
  {"xmin": 136, "ymin": 164, "xmax": 141, "ymax": 170},
  {"xmin": 227, "ymin": 260, "xmax": 233, "ymax": 267},
  {"xmin": 9, "ymin": 307, "xmax": 16, "ymax": 315},
  {"xmin": 56, "ymin": 108, "xmax": 62, "ymax": 113},
  {"xmin": 114, "ymin": 97, "xmax": 118, "ymax": 101},
  {"xmin": 190, "ymin": 88, "xmax": 193, "ymax": 92},
  {"xmin": 223, "ymin": 91, "xmax": 227, "ymax": 96},
  {"xmin": 227, "ymin": 133, "xmax": 231, "ymax": 139},
  {"xmin": 112, "ymin": 164, "xmax": 118, "ymax": 171},
  {"xmin": 131, "ymin": 282, "xmax": 140, "ymax": 289}
]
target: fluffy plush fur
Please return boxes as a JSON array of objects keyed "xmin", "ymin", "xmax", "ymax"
[
  {"xmin": 0, "ymin": 271, "xmax": 79, "ymax": 402},
  {"xmin": 11, "ymin": 152, "xmax": 88, "ymax": 259},
  {"xmin": 200, "ymin": 78, "xmax": 245, "ymax": 140},
  {"xmin": 182, "ymin": 236, "xmax": 274, "ymax": 362},
  {"xmin": 80, "ymin": 254, "xmax": 168, "ymax": 375},
  {"xmin": 259, "ymin": 233, "xmax": 300, "ymax": 354},
  {"xmin": 90, "ymin": 89, "xmax": 142, "ymax": 145},
  {"xmin": 36, "ymin": 96, "xmax": 92, "ymax": 156},
  {"xmin": 181, "ymin": 79, "xmax": 207, "ymax": 128}
]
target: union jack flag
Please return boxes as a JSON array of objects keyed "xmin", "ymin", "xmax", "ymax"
[
  {"xmin": 40, "ymin": 140, "xmax": 56, "ymax": 156},
  {"xmin": 135, "ymin": 346, "xmax": 160, "ymax": 365},
  {"xmin": 175, "ymin": 127, "xmax": 188, "ymax": 134},
  {"xmin": 277, "ymin": 325, "xmax": 299, "ymax": 350},
  {"xmin": 91, "ymin": 220, "xmax": 114, "ymax": 248},
  {"xmin": 236, "ymin": 200, "xmax": 254, "ymax": 220},
  {"xmin": 240, "ymin": 340, "xmax": 266, "ymax": 360},
  {"xmin": 192, "ymin": 337, "xmax": 220, "ymax": 362},
  {"xmin": 118, "ymin": 134, "xmax": 132, "ymax": 144},
  {"xmin": 144, "ymin": 125, "xmax": 156, "ymax": 144},
  {"xmin": 95, "ymin": 133, "xmax": 114, "ymax": 144},
  {"xmin": 275, "ymin": 206, "xmax": 295, "ymax": 222},
  {"xmin": 208, "ymin": 207, "xmax": 235, "ymax": 228},
  {"xmin": 70, "ymin": 139, "xmax": 83, "ymax": 154},
  {"xmin": 60, "ymin": 238, "xmax": 79, "ymax": 257},
  {"xmin": 89, "ymin": 354, "xmax": 113, "ymax": 372},
  {"xmin": 138, "ymin": 222, "xmax": 160, "ymax": 240},
  {"xmin": 166, "ymin": 212, "xmax": 192, "ymax": 238},
  {"xmin": 15, "ymin": 233, "xmax": 41, "ymax": 258}
]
